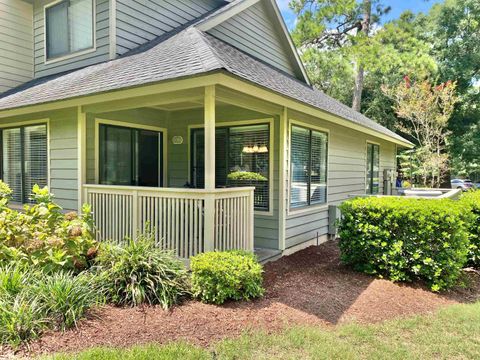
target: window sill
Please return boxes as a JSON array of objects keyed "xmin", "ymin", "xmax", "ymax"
[
  {"xmin": 287, "ymin": 203, "xmax": 329, "ymax": 217},
  {"xmin": 45, "ymin": 47, "xmax": 96, "ymax": 65}
]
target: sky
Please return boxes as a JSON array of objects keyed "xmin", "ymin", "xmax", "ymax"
[{"xmin": 277, "ymin": 0, "xmax": 444, "ymax": 30}]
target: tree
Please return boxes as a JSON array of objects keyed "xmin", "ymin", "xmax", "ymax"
[
  {"xmin": 383, "ymin": 78, "xmax": 459, "ymax": 186},
  {"xmin": 290, "ymin": 0, "xmax": 389, "ymax": 110},
  {"xmin": 415, "ymin": 0, "xmax": 480, "ymax": 178},
  {"xmin": 290, "ymin": 1, "xmax": 436, "ymax": 120}
]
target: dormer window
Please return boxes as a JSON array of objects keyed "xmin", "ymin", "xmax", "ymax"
[{"xmin": 45, "ymin": 0, "xmax": 94, "ymax": 61}]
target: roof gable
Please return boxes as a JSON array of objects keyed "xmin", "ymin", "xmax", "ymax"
[{"xmin": 198, "ymin": 0, "xmax": 310, "ymax": 84}]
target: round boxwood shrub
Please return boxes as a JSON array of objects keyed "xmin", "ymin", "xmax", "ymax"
[
  {"xmin": 338, "ymin": 197, "xmax": 473, "ymax": 291},
  {"xmin": 190, "ymin": 250, "xmax": 264, "ymax": 304}
]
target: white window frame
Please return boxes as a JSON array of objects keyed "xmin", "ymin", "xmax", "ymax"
[
  {"xmin": 287, "ymin": 119, "xmax": 330, "ymax": 216},
  {"xmin": 0, "ymin": 119, "xmax": 51, "ymax": 204},
  {"xmin": 94, "ymin": 118, "xmax": 168, "ymax": 187},
  {"xmin": 366, "ymin": 140, "xmax": 381, "ymax": 195},
  {"xmin": 44, "ymin": 0, "xmax": 97, "ymax": 64}
]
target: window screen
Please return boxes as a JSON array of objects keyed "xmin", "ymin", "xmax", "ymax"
[
  {"xmin": 1, "ymin": 125, "xmax": 48, "ymax": 203},
  {"xmin": 290, "ymin": 125, "xmax": 328, "ymax": 209},
  {"xmin": 191, "ymin": 124, "xmax": 270, "ymax": 211},
  {"xmin": 366, "ymin": 143, "xmax": 380, "ymax": 194},
  {"xmin": 99, "ymin": 124, "xmax": 163, "ymax": 187},
  {"xmin": 46, "ymin": 0, "xmax": 94, "ymax": 59}
]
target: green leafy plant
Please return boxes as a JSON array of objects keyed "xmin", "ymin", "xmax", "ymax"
[
  {"xmin": 31, "ymin": 271, "xmax": 103, "ymax": 330},
  {"xmin": 0, "ymin": 182, "xmax": 98, "ymax": 273},
  {"xmin": 190, "ymin": 251, "xmax": 264, "ymax": 304},
  {"xmin": 338, "ymin": 197, "xmax": 472, "ymax": 291},
  {"xmin": 460, "ymin": 191, "xmax": 480, "ymax": 266},
  {"xmin": 227, "ymin": 171, "xmax": 267, "ymax": 181},
  {"xmin": 95, "ymin": 230, "xmax": 189, "ymax": 308},
  {"xmin": 0, "ymin": 263, "xmax": 37, "ymax": 298},
  {"xmin": 0, "ymin": 291, "xmax": 46, "ymax": 347}
]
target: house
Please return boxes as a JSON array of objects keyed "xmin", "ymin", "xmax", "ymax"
[{"xmin": 0, "ymin": 0, "xmax": 412, "ymax": 260}]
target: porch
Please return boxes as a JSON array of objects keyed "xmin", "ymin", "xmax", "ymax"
[{"xmin": 77, "ymin": 85, "xmax": 282, "ymax": 258}]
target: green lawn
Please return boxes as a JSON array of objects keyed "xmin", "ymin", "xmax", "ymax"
[{"xmin": 47, "ymin": 302, "xmax": 480, "ymax": 360}]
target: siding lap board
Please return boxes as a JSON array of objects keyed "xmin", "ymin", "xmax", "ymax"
[
  {"xmin": 208, "ymin": 1, "xmax": 297, "ymax": 78},
  {"xmin": 115, "ymin": 0, "xmax": 224, "ymax": 55},
  {"xmin": 0, "ymin": 0, "xmax": 33, "ymax": 93}
]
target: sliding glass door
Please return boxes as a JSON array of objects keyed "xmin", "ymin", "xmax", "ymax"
[
  {"xmin": 1, "ymin": 124, "xmax": 48, "ymax": 203},
  {"xmin": 99, "ymin": 124, "xmax": 163, "ymax": 187}
]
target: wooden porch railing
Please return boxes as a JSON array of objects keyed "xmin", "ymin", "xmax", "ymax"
[{"xmin": 83, "ymin": 185, "xmax": 255, "ymax": 258}]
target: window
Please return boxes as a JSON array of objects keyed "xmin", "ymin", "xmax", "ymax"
[
  {"xmin": 46, "ymin": 0, "xmax": 94, "ymax": 60},
  {"xmin": 366, "ymin": 143, "xmax": 380, "ymax": 194},
  {"xmin": 99, "ymin": 124, "xmax": 163, "ymax": 187},
  {"xmin": 191, "ymin": 124, "xmax": 270, "ymax": 211},
  {"xmin": 290, "ymin": 125, "xmax": 328, "ymax": 209},
  {"xmin": 1, "ymin": 124, "xmax": 48, "ymax": 203}
]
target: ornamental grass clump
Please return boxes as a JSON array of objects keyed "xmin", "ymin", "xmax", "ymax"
[
  {"xmin": 30, "ymin": 271, "xmax": 104, "ymax": 330},
  {"xmin": 338, "ymin": 197, "xmax": 472, "ymax": 291},
  {"xmin": 190, "ymin": 251, "xmax": 264, "ymax": 304},
  {"xmin": 95, "ymin": 231, "xmax": 190, "ymax": 308}
]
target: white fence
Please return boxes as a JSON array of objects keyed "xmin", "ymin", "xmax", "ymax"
[{"xmin": 83, "ymin": 185, "xmax": 255, "ymax": 258}]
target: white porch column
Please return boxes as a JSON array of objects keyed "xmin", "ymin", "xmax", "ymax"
[
  {"xmin": 77, "ymin": 106, "xmax": 87, "ymax": 213},
  {"xmin": 204, "ymin": 85, "xmax": 216, "ymax": 252}
]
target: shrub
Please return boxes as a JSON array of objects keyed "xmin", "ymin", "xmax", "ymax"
[
  {"xmin": 338, "ymin": 197, "xmax": 472, "ymax": 291},
  {"xmin": 460, "ymin": 191, "xmax": 480, "ymax": 266},
  {"xmin": 95, "ymin": 231, "xmax": 189, "ymax": 308},
  {"xmin": 31, "ymin": 271, "xmax": 104, "ymax": 330},
  {"xmin": 190, "ymin": 251, "xmax": 264, "ymax": 304},
  {"xmin": 227, "ymin": 171, "xmax": 267, "ymax": 181},
  {"xmin": 0, "ymin": 182, "xmax": 97, "ymax": 273}
]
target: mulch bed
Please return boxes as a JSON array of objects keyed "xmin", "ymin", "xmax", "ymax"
[{"xmin": 13, "ymin": 240, "xmax": 480, "ymax": 357}]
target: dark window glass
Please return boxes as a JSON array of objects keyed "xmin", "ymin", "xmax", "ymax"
[
  {"xmin": 99, "ymin": 125, "xmax": 163, "ymax": 187},
  {"xmin": 290, "ymin": 125, "xmax": 328, "ymax": 209},
  {"xmin": 366, "ymin": 143, "xmax": 380, "ymax": 194},
  {"xmin": 46, "ymin": 0, "xmax": 94, "ymax": 59},
  {"xmin": 1, "ymin": 125, "xmax": 48, "ymax": 203},
  {"xmin": 191, "ymin": 124, "xmax": 270, "ymax": 211}
]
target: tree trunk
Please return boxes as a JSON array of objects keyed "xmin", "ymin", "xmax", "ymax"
[{"xmin": 352, "ymin": 0, "xmax": 372, "ymax": 112}]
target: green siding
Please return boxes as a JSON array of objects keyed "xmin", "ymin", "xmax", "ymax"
[
  {"xmin": 0, "ymin": 0, "xmax": 34, "ymax": 93},
  {"xmin": 284, "ymin": 110, "xmax": 397, "ymax": 250},
  {"xmin": 208, "ymin": 1, "xmax": 298, "ymax": 79}
]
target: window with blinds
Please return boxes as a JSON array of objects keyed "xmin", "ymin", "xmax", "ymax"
[
  {"xmin": 191, "ymin": 124, "xmax": 270, "ymax": 211},
  {"xmin": 290, "ymin": 125, "xmax": 328, "ymax": 209},
  {"xmin": 46, "ymin": 0, "xmax": 94, "ymax": 60},
  {"xmin": 366, "ymin": 143, "xmax": 380, "ymax": 194},
  {"xmin": 1, "ymin": 124, "xmax": 48, "ymax": 203}
]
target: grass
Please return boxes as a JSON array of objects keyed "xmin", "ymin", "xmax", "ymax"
[{"xmin": 46, "ymin": 301, "xmax": 480, "ymax": 360}]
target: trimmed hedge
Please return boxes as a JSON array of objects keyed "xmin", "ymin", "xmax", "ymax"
[
  {"xmin": 190, "ymin": 251, "xmax": 264, "ymax": 304},
  {"xmin": 461, "ymin": 191, "xmax": 480, "ymax": 266},
  {"xmin": 338, "ymin": 197, "xmax": 473, "ymax": 291}
]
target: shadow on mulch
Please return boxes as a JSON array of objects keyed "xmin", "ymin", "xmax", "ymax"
[{"xmin": 15, "ymin": 240, "xmax": 480, "ymax": 357}]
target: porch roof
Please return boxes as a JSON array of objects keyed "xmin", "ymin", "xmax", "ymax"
[{"xmin": 0, "ymin": 25, "xmax": 411, "ymax": 146}]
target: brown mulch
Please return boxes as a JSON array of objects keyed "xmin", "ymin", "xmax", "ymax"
[{"xmin": 16, "ymin": 240, "xmax": 480, "ymax": 356}]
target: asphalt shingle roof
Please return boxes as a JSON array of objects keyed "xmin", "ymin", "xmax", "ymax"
[{"xmin": 0, "ymin": 24, "xmax": 410, "ymax": 145}]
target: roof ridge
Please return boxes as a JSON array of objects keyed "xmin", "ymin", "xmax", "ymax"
[{"xmin": 186, "ymin": 28, "xmax": 225, "ymax": 73}]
